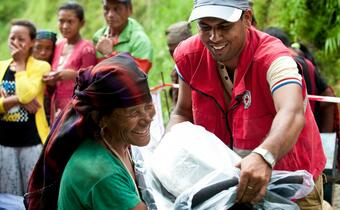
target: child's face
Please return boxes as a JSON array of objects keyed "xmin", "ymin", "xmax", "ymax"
[
  {"xmin": 58, "ymin": 9, "xmax": 83, "ymax": 41},
  {"xmin": 8, "ymin": 25, "xmax": 34, "ymax": 55},
  {"xmin": 32, "ymin": 39, "xmax": 54, "ymax": 62}
]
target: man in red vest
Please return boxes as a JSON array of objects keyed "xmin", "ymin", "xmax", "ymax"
[{"xmin": 166, "ymin": 0, "xmax": 326, "ymax": 209}]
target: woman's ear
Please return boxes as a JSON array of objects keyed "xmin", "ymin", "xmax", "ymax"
[{"xmin": 29, "ymin": 39, "xmax": 35, "ymax": 50}]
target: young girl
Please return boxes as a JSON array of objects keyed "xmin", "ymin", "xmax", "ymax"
[
  {"xmin": 32, "ymin": 30, "xmax": 57, "ymax": 64},
  {"xmin": 43, "ymin": 2, "xmax": 97, "ymax": 123},
  {"xmin": 0, "ymin": 20, "xmax": 50, "ymax": 196},
  {"xmin": 32, "ymin": 30, "xmax": 57, "ymax": 124}
]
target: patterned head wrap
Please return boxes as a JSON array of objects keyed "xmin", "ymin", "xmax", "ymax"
[
  {"xmin": 36, "ymin": 30, "xmax": 57, "ymax": 44},
  {"xmin": 74, "ymin": 53, "xmax": 151, "ymax": 113},
  {"xmin": 24, "ymin": 53, "xmax": 151, "ymax": 210}
]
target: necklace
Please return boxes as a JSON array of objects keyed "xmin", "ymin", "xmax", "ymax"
[{"xmin": 101, "ymin": 136, "xmax": 140, "ymax": 196}]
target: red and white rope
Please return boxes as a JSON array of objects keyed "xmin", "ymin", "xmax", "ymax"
[{"xmin": 150, "ymin": 84, "xmax": 340, "ymax": 104}]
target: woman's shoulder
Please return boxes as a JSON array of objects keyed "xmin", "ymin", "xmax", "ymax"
[
  {"xmin": 0, "ymin": 58, "xmax": 13, "ymax": 67},
  {"xmin": 63, "ymin": 139, "xmax": 124, "ymax": 178},
  {"xmin": 60, "ymin": 139, "xmax": 131, "ymax": 197},
  {"xmin": 77, "ymin": 39, "xmax": 95, "ymax": 48},
  {"xmin": 27, "ymin": 57, "xmax": 51, "ymax": 73},
  {"xmin": 76, "ymin": 39, "xmax": 96, "ymax": 54}
]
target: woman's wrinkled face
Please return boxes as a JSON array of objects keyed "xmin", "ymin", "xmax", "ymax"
[
  {"xmin": 8, "ymin": 25, "xmax": 34, "ymax": 56},
  {"xmin": 32, "ymin": 39, "xmax": 54, "ymax": 62},
  {"xmin": 103, "ymin": 102, "xmax": 155, "ymax": 147}
]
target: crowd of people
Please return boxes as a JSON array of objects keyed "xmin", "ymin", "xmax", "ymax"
[{"xmin": 0, "ymin": 0, "xmax": 338, "ymax": 209}]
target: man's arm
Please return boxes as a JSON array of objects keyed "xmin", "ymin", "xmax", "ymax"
[
  {"xmin": 236, "ymin": 84, "xmax": 305, "ymax": 203},
  {"xmin": 166, "ymin": 77, "xmax": 193, "ymax": 131}
]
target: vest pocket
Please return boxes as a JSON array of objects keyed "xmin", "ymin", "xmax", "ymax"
[{"xmin": 232, "ymin": 114, "xmax": 274, "ymax": 150}]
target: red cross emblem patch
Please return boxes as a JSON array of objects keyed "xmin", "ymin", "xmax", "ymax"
[{"xmin": 242, "ymin": 90, "xmax": 251, "ymax": 109}]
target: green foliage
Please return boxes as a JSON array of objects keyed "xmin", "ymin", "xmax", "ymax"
[
  {"xmin": 0, "ymin": 0, "xmax": 27, "ymax": 56},
  {"xmin": 1, "ymin": 0, "xmax": 339, "ymax": 96},
  {"xmin": 0, "ymin": 0, "xmax": 194, "ymax": 121},
  {"xmin": 0, "ymin": 0, "xmax": 192, "ymax": 85},
  {"xmin": 254, "ymin": 0, "xmax": 340, "ymax": 94}
]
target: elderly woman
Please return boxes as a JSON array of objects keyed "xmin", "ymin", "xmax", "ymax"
[{"xmin": 25, "ymin": 53, "xmax": 155, "ymax": 210}]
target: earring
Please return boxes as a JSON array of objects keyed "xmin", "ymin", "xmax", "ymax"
[{"xmin": 100, "ymin": 126, "xmax": 105, "ymax": 138}]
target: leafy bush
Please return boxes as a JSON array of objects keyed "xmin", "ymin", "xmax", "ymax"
[{"xmin": 0, "ymin": 0, "xmax": 338, "ymax": 96}]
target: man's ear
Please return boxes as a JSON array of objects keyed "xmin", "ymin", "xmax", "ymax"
[
  {"xmin": 127, "ymin": 4, "xmax": 132, "ymax": 16},
  {"xmin": 243, "ymin": 10, "xmax": 253, "ymax": 27},
  {"xmin": 80, "ymin": 19, "xmax": 85, "ymax": 28}
]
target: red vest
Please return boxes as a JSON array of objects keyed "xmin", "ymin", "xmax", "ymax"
[{"xmin": 174, "ymin": 27, "xmax": 326, "ymax": 180}]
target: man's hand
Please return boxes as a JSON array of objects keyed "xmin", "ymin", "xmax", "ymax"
[
  {"xmin": 235, "ymin": 153, "xmax": 272, "ymax": 204},
  {"xmin": 96, "ymin": 36, "xmax": 114, "ymax": 57},
  {"xmin": 21, "ymin": 98, "xmax": 40, "ymax": 114}
]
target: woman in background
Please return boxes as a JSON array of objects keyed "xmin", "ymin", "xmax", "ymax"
[
  {"xmin": 32, "ymin": 30, "xmax": 57, "ymax": 124},
  {"xmin": 43, "ymin": 2, "xmax": 96, "ymax": 123},
  {"xmin": 32, "ymin": 30, "xmax": 57, "ymax": 64},
  {"xmin": 0, "ymin": 20, "xmax": 50, "ymax": 196}
]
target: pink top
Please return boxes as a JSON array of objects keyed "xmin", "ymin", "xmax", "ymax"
[{"xmin": 51, "ymin": 39, "xmax": 97, "ymax": 116}]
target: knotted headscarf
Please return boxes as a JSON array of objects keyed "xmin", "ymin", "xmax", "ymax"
[
  {"xmin": 24, "ymin": 53, "xmax": 152, "ymax": 210},
  {"xmin": 36, "ymin": 30, "xmax": 57, "ymax": 44}
]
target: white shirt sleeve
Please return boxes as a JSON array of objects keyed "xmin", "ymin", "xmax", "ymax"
[{"xmin": 267, "ymin": 56, "xmax": 302, "ymax": 93}]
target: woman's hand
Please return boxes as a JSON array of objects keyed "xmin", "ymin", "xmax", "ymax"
[
  {"xmin": 9, "ymin": 41, "xmax": 27, "ymax": 71},
  {"xmin": 21, "ymin": 98, "xmax": 41, "ymax": 114},
  {"xmin": 1, "ymin": 87, "xmax": 8, "ymax": 98},
  {"xmin": 43, "ymin": 71, "xmax": 59, "ymax": 86},
  {"xmin": 43, "ymin": 69, "xmax": 77, "ymax": 86}
]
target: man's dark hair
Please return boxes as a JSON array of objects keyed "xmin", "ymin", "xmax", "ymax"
[
  {"xmin": 103, "ymin": 0, "xmax": 132, "ymax": 6},
  {"xmin": 11, "ymin": 19, "xmax": 37, "ymax": 40},
  {"xmin": 264, "ymin": 27, "xmax": 291, "ymax": 47},
  {"xmin": 58, "ymin": 2, "xmax": 85, "ymax": 21},
  {"xmin": 298, "ymin": 43, "xmax": 317, "ymax": 65}
]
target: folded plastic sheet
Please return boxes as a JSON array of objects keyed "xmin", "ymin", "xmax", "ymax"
[
  {"xmin": 132, "ymin": 122, "xmax": 315, "ymax": 210},
  {"xmin": 151, "ymin": 122, "xmax": 241, "ymax": 197}
]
